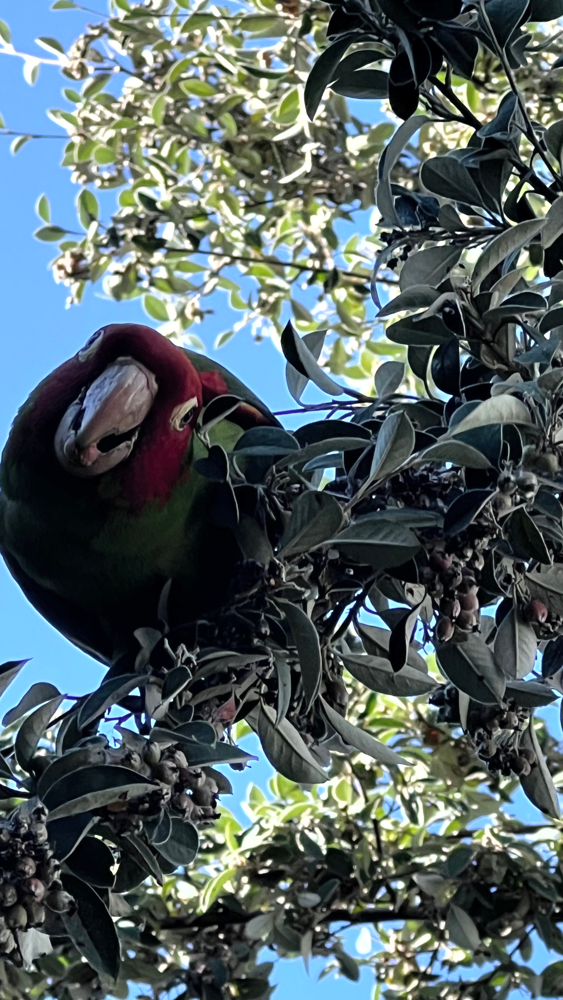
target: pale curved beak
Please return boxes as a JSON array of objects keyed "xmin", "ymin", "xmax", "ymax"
[{"xmin": 54, "ymin": 357, "xmax": 158, "ymax": 477}]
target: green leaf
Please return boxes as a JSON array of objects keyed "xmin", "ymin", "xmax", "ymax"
[
  {"xmin": 15, "ymin": 696, "xmax": 63, "ymax": 770},
  {"xmin": 400, "ymin": 246, "xmax": 461, "ymax": 291},
  {"xmin": 3, "ymin": 682, "xmax": 60, "ymax": 727},
  {"xmin": 274, "ymin": 655, "xmax": 292, "ymax": 727},
  {"xmin": 77, "ymin": 188, "xmax": 99, "ymax": 227},
  {"xmin": 506, "ymin": 507, "xmax": 551, "ymax": 564},
  {"xmin": 77, "ymin": 674, "xmax": 142, "ymax": 730},
  {"xmin": 304, "ymin": 32, "xmax": 362, "ymax": 119},
  {"xmin": 34, "ymin": 225, "xmax": 68, "ymax": 241},
  {"xmin": 527, "ymin": 564, "xmax": 563, "ymax": 617},
  {"xmin": 417, "ymin": 440, "xmax": 491, "ymax": 469},
  {"xmin": 472, "ymin": 219, "xmax": 545, "ymax": 291},
  {"xmin": 320, "ymin": 697, "xmax": 407, "ymax": 767},
  {"xmin": 156, "ymin": 818, "xmax": 199, "ymax": 867},
  {"xmin": 495, "ymin": 607, "xmax": 537, "ymax": 679},
  {"xmin": 66, "ymin": 836, "xmax": 116, "ymax": 887},
  {"xmin": 357, "ymin": 622, "xmax": 428, "ymax": 671},
  {"xmin": 47, "ymin": 813, "xmax": 98, "ymax": 862},
  {"xmin": 542, "ymin": 197, "xmax": 563, "ymax": 249},
  {"xmin": 61, "ymin": 872, "xmax": 120, "ymax": 981},
  {"xmin": 250, "ymin": 703, "xmax": 327, "ymax": 784},
  {"xmin": 331, "ymin": 69, "xmax": 388, "ymax": 99},
  {"xmin": 336, "ymin": 950, "xmax": 361, "ymax": 981},
  {"xmin": 448, "ymin": 394, "xmax": 532, "ymax": 436},
  {"xmin": 342, "ymin": 654, "xmax": 434, "ymax": 696},
  {"xmin": 200, "ymin": 866, "xmax": 237, "ymax": 913},
  {"xmin": 520, "ymin": 718, "xmax": 560, "ymax": 818},
  {"xmin": 276, "ymin": 599, "xmax": 322, "ymax": 713},
  {"xmin": 370, "ymin": 410, "xmax": 415, "ymax": 481},
  {"xmin": 38, "ymin": 745, "xmax": 108, "ymax": 801},
  {"xmin": 277, "ymin": 490, "xmax": 344, "ymax": 557},
  {"xmin": 376, "ymin": 115, "xmax": 432, "ymax": 224},
  {"xmin": 420, "ymin": 156, "xmax": 487, "ymax": 208},
  {"xmin": 329, "ymin": 519, "xmax": 421, "ymax": 569},
  {"xmin": 35, "ymin": 193, "xmax": 50, "ymax": 223},
  {"xmin": 36, "ymin": 36, "xmax": 66, "ymax": 55},
  {"xmin": 0, "ymin": 660, "xmax": 29, "ymax": 700},
  {"xmin": 541, "ymin": 961, "xmax": 563, "ymax": 997},
  {"xmin": 446, "ymin": 904, "xmax": 480, "ymax": 952},
  {"xmin": 43, "ymin": 765, "xmax": 157, "ymax": 821},
  {"xmin": 375, "ymin": 360, "xmax": 405, "ymax": 398},
  {"xmin": 436, "ymin": 634, "xmax": 506, "ymax": 703},
  {"xmin": 52, "ymin": 1, "xmax": 79, "ymax": 8},
  {"xmin": 281, "ymin": 321, "xmax": 343, "ymax": 397},
  {"xmin": 0, "ymin": 20, "xmax": 11, "ymax": 43},
  {"xmin": 144, "ymin": 294, "xmax": 169, "ymax": 321}
]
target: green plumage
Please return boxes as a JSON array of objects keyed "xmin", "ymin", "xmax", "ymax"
[{"xmin": 0, "ymin": 328, "xmax": 278, "ymax": 664}]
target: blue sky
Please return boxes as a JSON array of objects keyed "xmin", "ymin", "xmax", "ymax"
[
  {"xmin": 0, "ymin": 4, "xmax": 561, "ymax": 998},
  {"xmin": 0, "ymin": 2, "xmax": 375, "ymax": 996}
]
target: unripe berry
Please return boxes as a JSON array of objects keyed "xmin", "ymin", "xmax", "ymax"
[
  {"xmin": 457, "ymin": 610, "xmax": 476, "ymax": 631},
  {"xmin": 430, "ymin": 551, "xmax": 452, "ymax": 572},
  {"xmin": 6, "ymin": 904, "xmax": 27, "ymax": 929}
]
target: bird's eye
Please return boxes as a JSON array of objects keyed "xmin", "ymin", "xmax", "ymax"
[
  {"xmin": 170, "ymin": 397, "xmax": 198, "ymax": 431},
  {"xmin": 78, "ymin": 328, "xmax": 105, "ymax": 362}
]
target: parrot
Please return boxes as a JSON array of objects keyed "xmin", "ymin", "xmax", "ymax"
[{"xmin": 0, "ymin": 323, "xmax": 279, "ymax": 665}]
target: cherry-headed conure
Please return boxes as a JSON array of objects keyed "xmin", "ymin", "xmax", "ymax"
[{"xmin": 0, "ymin": 324, "xmax": 278, "ymax": 664}]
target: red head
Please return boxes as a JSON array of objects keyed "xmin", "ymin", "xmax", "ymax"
[{"xmin": 16, "ymin": 324, "xmax": 215, "ymax": 507}]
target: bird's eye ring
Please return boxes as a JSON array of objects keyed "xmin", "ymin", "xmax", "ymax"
[
  {"xmin": 170, "ymin": 397, "xmax": 198, "ymax": 431},
  {"xmin": 78, "ymin": 328, "xmax": 105, "ymax": 362}
]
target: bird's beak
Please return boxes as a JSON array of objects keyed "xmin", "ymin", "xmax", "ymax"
[{"xmin": 54, "ymin": 357, "xmax": 158, "ymax": 476}]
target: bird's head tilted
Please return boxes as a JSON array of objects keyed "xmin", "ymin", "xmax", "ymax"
[{"xmin": 53, "ymin": 324, "xmax": 201, "ymax": 478}]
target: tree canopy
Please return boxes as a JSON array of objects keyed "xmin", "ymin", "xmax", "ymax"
[{"xmin": 3, "ymin": 2, "xmax": 563, "ymax": 999}]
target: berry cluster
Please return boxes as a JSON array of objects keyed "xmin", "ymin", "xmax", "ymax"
[
  {"xmin": 0, "ymin": 805, "xmax": 73, "ymax": 962},
  {"xmin": 106, "ymin": 741, "xmax": 220, "ymax": 835}
]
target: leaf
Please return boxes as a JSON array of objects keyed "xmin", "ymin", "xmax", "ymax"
[
  {"xmin": 0, "ymin": 20, "xmax": 11, "ymax": 43},
  {"xmin": 37, "ymin": 746, "xmax": 107, "ymax": 800},
  {"xmin": 43, "ymin": 765, "xmax": 157, "ymax": 821},
  {"xmin": 421, "ymin": 156, "xmax": 486, "ymax": 208},
  {"xmin": 274, "ymin": 655, "xmax": 292, "ymax": 727},
  {"xmin": 3, "ymin": 681, "xmax": 60, "ymax": 728},
  {"xmin": 357, "ymin": 622, "xmax": 429, "ymax": 671},
  {"xmin": 388, "ymin": 604, "xmax": 421, "ymax": 673},
  {"xmin": 286, "ymin": 330, "xmax": 326, "ymax": 403},
  {"xmin": 0, "ymin": 660, "xmax": 29, "ymax": 700},
  {"xmin": 416, "ymin": 440, "xmax": 492, "ymax": 469},
  {"xmin": 47, "ymin": 813, "xmax": 98, "ymax": 862},
  {"xmin": 342, "ymin": 654, "xmax": 435, "ymax": 696},
  {"xmin": 446, "ymin": 904, "xmax": 480, "ymax": 952},
  {"xmin": 200, "ymin": 866, "xmax": 237, "ymax": 913},
  {"xmin": 320, "ymin": 697, "xmax": 407, "ymax": 767},
  {"xmin": 472, "ymin": 219, "xmax": 545, "ymax": 291},
  {"xmin": 436, "ymin": 634, "xmax": 506, "ymax": 703},
  {"xmin": 370, "ymin": 410, "xmax": 415, "ymax": 481},
  {"xmin": 505, "ymin": 679, "xmax": 556, "ymax": 707},
  {"xmin": 276, "ymin": 600, "xmax": 322, "ymax": 713},
  {"xmin": 15, "ymin": 696, "xmax": 63, "ymax": 770},
  {"xmin": 34, "ymin": 225, "xmax": 68, "ymax": 241},
  {"xmin": 277, "ymin": 491, "xmax": 344, "ymax": 557},
  {"xmin": 304, "ymin": 32, "xmax": 362, "ymax": 118},
  {"xmin": 336, "ymin": 951, "xmax": 360, "ymax": 981},
  {"xmin": 376, "ymin": 115, "xmax": 433, "ymax": 224},
  {"xmin": 448, "ymin": 395, "xmax": 532, "ymax": 436},
  {"xmin": 378, "ymin": 285, "xmax": 440, "ymax": 318},
  {"xmin": 281, "ymin": 321, "xmax": 344, "ymax": 396},
  {"xmin": 124, "ymin": 830, "xmax": 163, "ymax": 884},
  {"xmin": 329, "ymin": 519, "xmax": 421, "ymax": 569},
  {"xmin": 250, "ymin": 703, "xmax": 327, "ymax": 784},
  {"xmin": 542, "ymin": 197, "xmax": 563, "ymax": 249},
  {"xmin": 331, "ymin": 69, "xmax": 388, "ymax": 99},
  {"xmin": 520, "ymin": 718, "xmax": 560, "ymax": 818},
  {"xmin": 527, "ymin": 564, "xmax": 563, "ymax": 617},
  {"xmin": 35, "ymin": 193, "xmax": 50, "ymax": 223},
  {"xmin": 400, "ymin": 246, "xmax": 461, "ymax": 291},
  {"xmin": 444, "ymin": 489, "xmax": 492, "ymax": 536},
  {"xmin": 541, "ymin": 961, "xmax": 563, "ymax": 997},
  {"xmin": 61, "ymin": 872, "xmax": 120, "ymax": 981},
  {"xmin": 156, "ymin": 819, "xmax": 199, "ymax": 867},
  {"xmin": 375, "ymin": 360, "xmax": 405, "ymax": 398},
  {"xmin": 66, "ymin": 836, "xmax": 116, "ymax": 887},
  {"xmin": 495, "ymin": 607, "xmax": 537, "ymax": 679},
  {"xmin": 506, "ymin": 507, "xmax": 551, "ymax": 564},
  {"xmin": 77, "ymin": 674, "xmax": 142, "ymax": 730},
  {"xmin": 144, "ymin": 294, "xmax": 169, "ymax": 321},
  {"xmin": 36, "ymin": 35, "xmax": 66, "ymax": 55}
]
